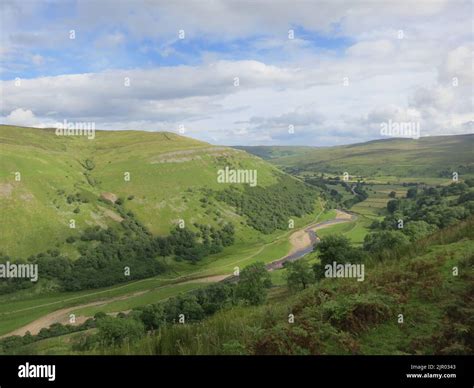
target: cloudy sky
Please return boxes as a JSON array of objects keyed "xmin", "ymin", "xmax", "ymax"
[{"xmin": 0, "ymin": 0, "xmax": 472, "ymax": 146}]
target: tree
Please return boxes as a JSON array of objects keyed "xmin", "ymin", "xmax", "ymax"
[
  {"xmin": 363, "ymin": 230, "xmax": 410, "ymax": 255},
  {"xmin": 315, "ymin": 234, "xmax": 352, "ymax": 268},
  {"xmin": 163, "ymin": 294, "xmax": 205, "ymax": 322},
  {"xmin": 389, "ymin": 191, "xmax": 396, "ymax": 198},
  {"xmin": 387, "ymin": 199, "xmax": 399, "ymax": 213},
  {"xmin": 196, "ymin": 283, "xmax": 233, "ymax": 315},
  {"xmin": 180, "ymin": 295, "xmax": 205, "ymax": 321},
  {"xmin": 139, "ymin": 304, "xmax": 164, "ymax": 330},
  {"xmin": 96, "ymin": 317, "xmax": 144, "ymax": 347},
  {"xmin": 236, "ymin": 262, "xmax": 272, "ymax": 305},
  {"xmin": 313, "ymin": 235, "xmax": 366, "ymax": 279},
  {"xmin": 406, "ymin": 187, "xmax": 418, "ymax": 198},
  {"xmin": 285, "ymin": 260, "xmax": 314, "ymax": 291}
]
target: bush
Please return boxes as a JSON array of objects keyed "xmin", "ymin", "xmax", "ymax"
[
  {"xmin": 139, "ymin": 304, "xmax": 164, "ymax": 330},
  {"xmin": 96, "ymin": 317, "xmax": 145, "ymax": 347},
  {"xmin": 363, "ymin": 230, "xmax": 410, "ymax": 257}
]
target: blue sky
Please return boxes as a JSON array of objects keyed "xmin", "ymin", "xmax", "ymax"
[
  {"xmin": 0, "ymin": 0, "xmax": 472, "ymax": 146},
  {"xmin": 1, "ymin": 18, "xmax": 353, "ymax": 80}
]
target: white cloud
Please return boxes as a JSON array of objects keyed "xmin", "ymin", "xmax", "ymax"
[
  {"xmin": 0, "ymin": 0, "xmax": 472, "ymax": 145},
  {"xmin": 1, "ymin": 108, "xmax": 56, "ymax": 127}
]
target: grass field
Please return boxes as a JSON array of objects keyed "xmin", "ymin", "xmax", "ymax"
[
  {"xmin": 316, "ymin": 216, "xmax": 371, "ymax": 246},
  {"xmin": 351, "ymin": 183, "xmax": 406, "ymax": 220}
]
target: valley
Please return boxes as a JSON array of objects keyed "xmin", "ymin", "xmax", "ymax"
[
  {"xmin": 0, "ymin": 208, "xmax": 354, "ymax": 338},
  {"xmin": 0, "ymin": 127, "xmax": 472, "ymax": 356},
  {"xmin": 1, "ymin": 1, "xmax": 472, "ymax": 382}
]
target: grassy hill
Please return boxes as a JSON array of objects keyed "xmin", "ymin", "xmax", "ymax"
[
  {"xmin": 0, "ymin": 125, "xmax": 332, "ymax": 337},
  {"xmin": 0, "ymin": 125, "xmax": 309, "ymax": 258},
  {"xmin": 237, "ymin": 135, "xmax": 474, "ymax": 183}
]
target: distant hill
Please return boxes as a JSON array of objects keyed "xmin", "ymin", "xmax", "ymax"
[
  {"xmin": 236, "ymin": 135, "xmax": 474, "ymax": 181},
  {"xmin": 233, "ymin": 146, "xmax": 314, "ymax": 160}
]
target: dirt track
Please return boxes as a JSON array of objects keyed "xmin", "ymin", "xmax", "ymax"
[{"xmin": 1, "ymin": 291, "xmax": 147, "ymax": 338}]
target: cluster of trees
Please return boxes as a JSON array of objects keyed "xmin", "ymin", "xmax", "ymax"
[
  {"xmin": 215, "ymin": 175, "xmax": 316, "ymax": 233},
  {"xmin": 66, "ymin": 192, "xmax": 89, "ymax": 204},
  {"xmin": 75, "ymin": 263, "xmax": 271, "ymax": 349},
  {"xmin": 0, "ymin": 318, "xmax": 97, "ymax": 354},
  {"xmin": 304, "ymin": 176, "xmax": 331, "ymax": 191},
  {"xmin": 38, "ymin": 221, "xmax": 233, "ymax": 291},
  {"xmin": 314, "ymin": 235, "xmax": 367, "ymax": 277},
  {"xmin": 30, "ymin": 210, "xmax": 167, "ymax": 291},
  {"xmin": 156, "ymin": 223, "xmax": 235, "ymax": 264},
  {"xmin": 362, "ymin": 230, "xmax": 411, "ymax": 259},
  {"xmin": 284, "ymin": 235, "xmax": 368, "ymax": 291},
  {"xmin": 284, "ymin": 229, "xmax": 420, "ymax": 292},
  {"xmin": 378, "ymin": 182, "xmax": 474, "ymax": 233},
  {"xmin": 1, "ymin": 200, "xmax": 235, "ymax": 294},
  {"xmin": 1, "ymin": 262, "xmax": 272, "ymax": 352},
  {"xmin": 303, "ymin": 176, "xmax": 368, "ymax": 209},
  {"xmin": 342, "ymin": 182, "xmax": 368, "ymax": 208},
  {"xmin": 359, "ymin": 182, "xmax": 474, "ymax": 259},
  {"xmin": 235, "ymin": 262, "xmax": 272, "ymax": 305},
  {"xmin": 301, "ymin": 176, "xmax": 338, "ymax": 208}
]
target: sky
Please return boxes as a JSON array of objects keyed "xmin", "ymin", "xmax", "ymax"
[{"xmin": 0, "ymin": 0, "xmax": 472, "ymax": 146}]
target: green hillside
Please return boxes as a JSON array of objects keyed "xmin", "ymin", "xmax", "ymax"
[
  {"xmin": 0, "ymin": 125, "xmax": 306, "ymax": 258},
  {"xmin": 0, "ymin": 125, "xmax": 331, "ymax": 337},
  {"xmin": 239, "ymin": 135, "xmax": 474, "ymax": 183}
]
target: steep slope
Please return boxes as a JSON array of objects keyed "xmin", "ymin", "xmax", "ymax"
[{"xmin": 0, "ymin": 125, "xmax": 308, "ymax": 258}]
